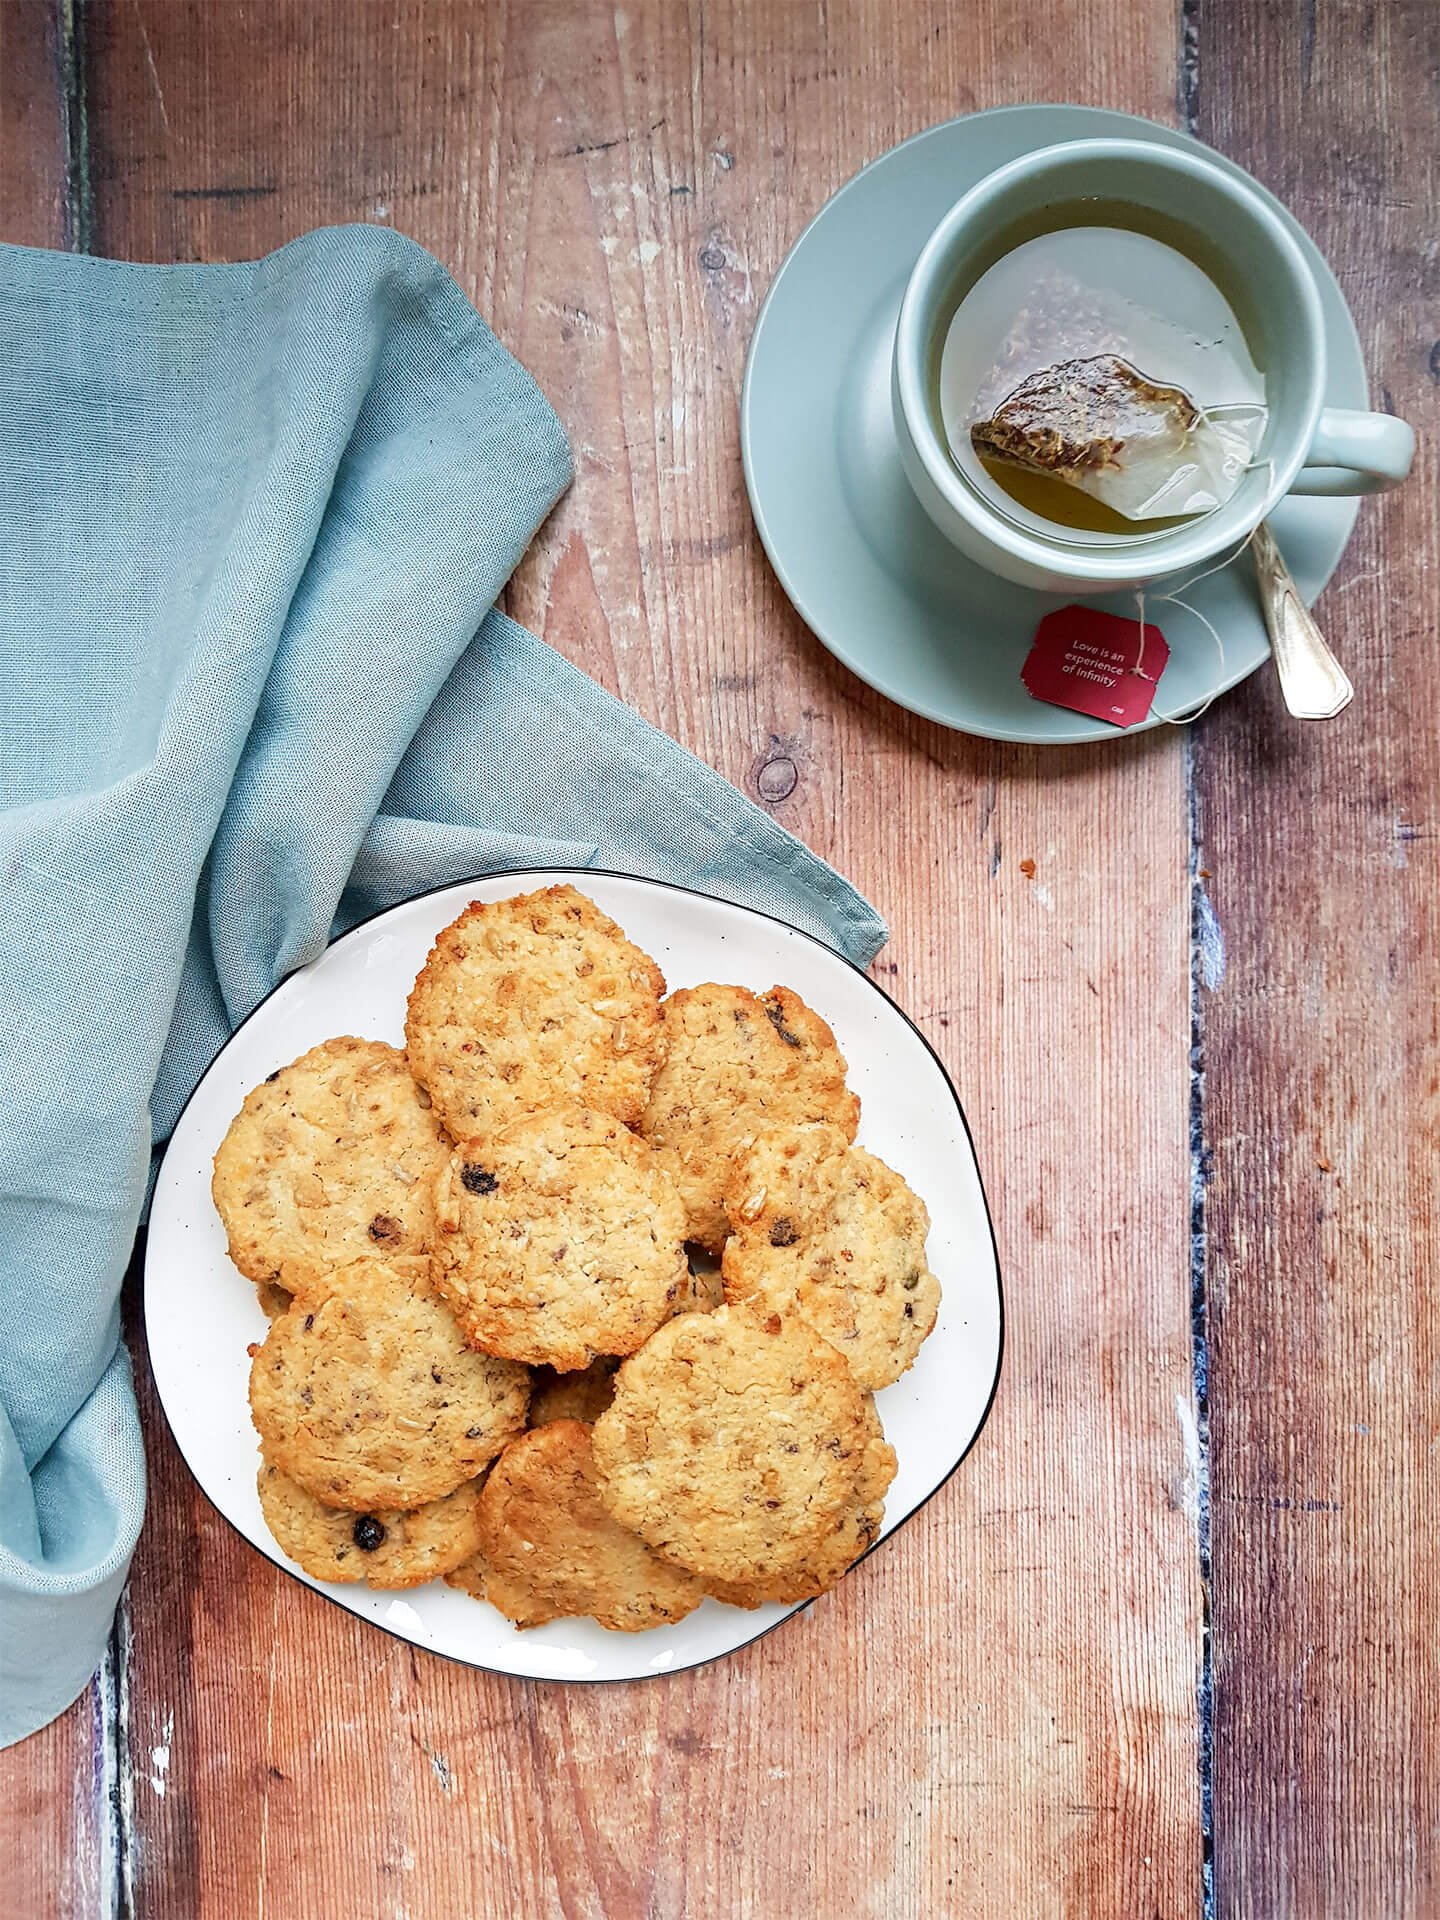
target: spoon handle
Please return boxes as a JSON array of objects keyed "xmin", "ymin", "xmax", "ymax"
[{"xmin": 1251, "ymin": 520, "xmax": 1354, "ymax": 720}]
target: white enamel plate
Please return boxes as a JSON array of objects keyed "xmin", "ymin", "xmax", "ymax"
[{"xmin": 146, "ymin": 870, "xmax": 1003, "ymax": 1681}]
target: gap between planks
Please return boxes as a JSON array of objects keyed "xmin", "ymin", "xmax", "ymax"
[
  {"xmin": 1184, "ymin": 728, "xmax": 1217, "ymax": 1920},
  {"xmin": 53, "ymin": 0, "xmax": 1219, "ymax": 1910},
  {"xmin": 1178, "ymin": 19, "xmax": 1218, "ymax": 1915}
]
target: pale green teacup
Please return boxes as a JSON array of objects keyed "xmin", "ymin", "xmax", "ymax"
[{"xmin": 891, "ymin": 137, "xmax": 1414, "ymax": 594}]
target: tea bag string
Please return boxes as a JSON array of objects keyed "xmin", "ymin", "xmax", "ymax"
[{"xmin": 1130, "ymin": 450, "xmax": 1276, "ymax": 727}]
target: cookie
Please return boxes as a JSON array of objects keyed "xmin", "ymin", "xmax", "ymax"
[
  {"xmin": 703, "ymin": 1396, "xmax": 896, "ymax": 1607},
  {"xmin": 431, "ymin": 1104, "xmax": 689, "ymax": 1371},
  {"xmin": 404, "ymin": 885, "xmax": 666, "ymax": 1140},
  {"xmin": 443, "ymin": 1551, "xmax": 490, "ymax": 1603},
  {"xmin": 529, "ymin": 1358, "xmax": 621, "ymax": 1427},
  {"xmin": 249, "ymin": 1260, "xmax": 530, "ymax": 1509},
  {"xmin": 522, "ymin": 1255, "xmax": 720, "ymax": 1431},
  {"xmin": 591, "ymin": 1300, "xmax": 870, "ymax": 1585},
  {"xmin": 257, "ymin": 1463, "xmax": 482, "ymax": 1590},
  {"xmin": 639, "ymin": 984, "xmax": 859, "ymax": 1251},
  {"xmin": 477, "ymin": 1420, "xmax": 703, "ymax": 1631},
  {"xmin": 213, "ymin": 1037, "xmax": 447, "ymax": 1300},
  {"xmin": 722, "ymin": 1124, "xmax": 940, "ymax": 1390}
]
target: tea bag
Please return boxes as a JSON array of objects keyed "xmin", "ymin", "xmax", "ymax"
[{"xmin": 971, "ymin": 353, "xmax": 1257, "ymax": 523}]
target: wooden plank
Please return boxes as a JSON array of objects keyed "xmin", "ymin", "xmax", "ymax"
[
  {"xmin": 1193, "ymin": 0, "xmax": 1440, "ymax": 1912},
  {"xmin": 84, "ymin": 4, "xmax": 1202, "ymax": 1914},
  {"xmin": 0, "ymin": 10, "xmax": 109, "ymax": 1919},
  {"xmin": 0, "ymin": 0, "xmax": 69, "ymax": 246},
  {"xmin": 0, "ymin": 1698, "xmax": 107, "ymax": 1920}
]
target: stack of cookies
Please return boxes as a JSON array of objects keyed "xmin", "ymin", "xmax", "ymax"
[{"xmin": 213, "ymin": 884, "xmax": 941, "ymax": 1631}]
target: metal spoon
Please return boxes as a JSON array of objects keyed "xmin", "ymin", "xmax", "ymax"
[{"xmin": 1250, "ymin": 519, "xmax": 1354, "ymax": 720}]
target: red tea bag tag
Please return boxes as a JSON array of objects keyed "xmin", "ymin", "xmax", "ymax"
[{"xmin": 1021, "ymin": 606, "xmax": 1170, "ymax": 728}]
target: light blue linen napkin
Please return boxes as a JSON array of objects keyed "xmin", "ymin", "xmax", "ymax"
[{"xmin": 0, "ymin": 224, "xmax": 885, "ymax": 1747}]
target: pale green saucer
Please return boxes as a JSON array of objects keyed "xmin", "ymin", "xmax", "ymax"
[{"xmin": 741, "ymin": 105, "xmax": 1366, "ymax": 744}]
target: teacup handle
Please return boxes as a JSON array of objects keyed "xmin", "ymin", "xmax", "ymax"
[{"xmin": 1290, "ymin": 406, "xmax": 1416, "ymax": 496}]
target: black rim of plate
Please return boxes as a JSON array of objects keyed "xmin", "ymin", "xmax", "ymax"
[{"xmin": 145, "ymin": 866, "xmax": 1006, "ymax": 1685}]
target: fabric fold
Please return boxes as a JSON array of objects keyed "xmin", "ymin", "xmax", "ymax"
[{"xmin": 0, "ymin": 224, "xmax": 884, "ymax": 1747}]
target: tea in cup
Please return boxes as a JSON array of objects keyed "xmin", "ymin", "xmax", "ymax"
[{"xmin": 891, "ymin": 138, "xmax": 1414, "ymax": 594}]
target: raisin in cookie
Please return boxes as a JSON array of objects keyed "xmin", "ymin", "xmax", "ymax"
[
  {"xmin": 639, "ymin": 984, "xmax": 859, "ymax": 1252},
  {"xmin": 257, "ymin": 1464, "xmax": 482, "ymax": 1590},
  {"xmin": 249, "ymin": 1260, "xmax": 530, "ymax": 1509},
  {"xmin": 591, "ymin": 1301, "xmax": 870, "ymax": 1586},
  {"xmin": 722, "ymin": 1124, "xmax": 940, "ymax": 1390},
  {"xmin": 477, "ymin": 1421, "xmax": 703, "ymax": 1631},
  {"xmin": 213, "ymin": 1037, "xmax": 447, "ymax": 1301},
  {"xmin": 405, "ymin": 885, "xmax": 666, "ymax": 1140},
  {"xmin": 431, "ymin": 1104, "xmax": 689, "ymax": 1372},
  {"xmin": 703, "ymin": 1396, "xmax": 896, "ymax": 1607}
]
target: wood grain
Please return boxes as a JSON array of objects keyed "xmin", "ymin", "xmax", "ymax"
[
  {"xmin": 87, "ymin": 6, "xmax": 1202, "ymax": 1915},
  {"xmin": 0, "ymin": 10, "xmax": 111, "ymax": 1919},
  {"xmin": 0, "ymin": 1693, "xmax": 108, "ymax": 1920},
  {"xmin": 1192, "ymin": 1, "xmax": 1440, "ymax": 1914},
  {"xmin": 0, "ymin": 0, "xmax": 67, "ymax": 246},
  {"xmin": 9, "ymin": 3, "xmax": 1206, "ymax": 1914}
]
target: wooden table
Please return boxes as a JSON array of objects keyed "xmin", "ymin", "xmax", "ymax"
[{"xmin": 2, "ymin": 3, "xmax": 1434, "ymax": 1914}]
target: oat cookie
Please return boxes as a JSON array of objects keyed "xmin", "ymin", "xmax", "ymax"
[
  {"xmin": 703, "ymin": 1396, "xmax": 896, "ymax": 1607},
  {"xmin": 212, "ymin": 1036, "xmax": 447, "ymax": 1300},
  {"xmin": 522, "ymin": 1258, "xmax": 719, "ymax": 1426},
  {"xmin": 432, "ymin": 1104, "xmax": 689, "ymax": 1372},
  {"xmin": 591, "ymin": 1301, "xmax": 870, "ymax": 1585},
  {"xmin": 639, "ymin": 984, "xmax": 859, "ymax": 1252},
  {"xmin": 529, "ymin": 1358, "xmax": 621, "ymax": 1428},
  {"xmin": 722, "ymin": 1124, "xmax": 940, "ymax": 1390},
  {"xmin": 404, "ymin": 885, "xmax": 666, "ymax": 1140},
  {"xmin": 249, "ymin": 1260, "xmax": 530, "ymax": 1509},
  {"xmin": 523, "ymin": 1260, "xmax": 719, "ymax": 1430},
  {"xmin": 478, "ymin": 1421, "xmax": 703, "ymax": 1631},
  {"xmin": 257, "ymin": 1464, "xmax": 482, "ymax": 1590},
  {"xmin": 443, "ymin": 1551, "xmax": 490, "ymax": 1603}
]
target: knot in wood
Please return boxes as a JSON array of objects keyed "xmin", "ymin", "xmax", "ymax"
[{"xmin": 756, "ymin": 756, "xmax": 798, "ymax": 802}]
